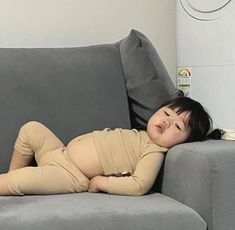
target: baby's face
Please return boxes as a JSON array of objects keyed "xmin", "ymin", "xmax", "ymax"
[{"xmin": 147, "ymin": 106, "xmax": 191, "ymax": 148}]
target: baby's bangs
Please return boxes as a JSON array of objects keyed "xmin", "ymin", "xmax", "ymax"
[{"xmin": 167, "ymin": 101, "xmax": 193, "ymax": 115}]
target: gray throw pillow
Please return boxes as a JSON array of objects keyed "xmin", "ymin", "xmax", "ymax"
[{"xmin": 117, "ymin": 29, "xmax": 179, "ymax": 129}]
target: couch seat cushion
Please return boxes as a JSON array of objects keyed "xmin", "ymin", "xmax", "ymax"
[{"xmin": 0, "ymin": 193, "xmax": 206, "ymax": 230}]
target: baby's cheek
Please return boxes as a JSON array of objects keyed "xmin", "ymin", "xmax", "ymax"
[
  {"xmin": 165, "ymin": 133, "xmax": 184, "ymax": 148},
  {"xmin": 158, "ymin": 135, "xmax": 176, "ymax": 148}
]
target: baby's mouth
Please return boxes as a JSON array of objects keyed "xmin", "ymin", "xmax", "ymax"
[{"xmin": 155, "ymin": 124, "xmax": 165, "ymax": 133}]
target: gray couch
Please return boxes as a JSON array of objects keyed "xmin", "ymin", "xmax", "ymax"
[{"xmin": 0, "ymin": 30, "xmax": 234, "ymax": 230}]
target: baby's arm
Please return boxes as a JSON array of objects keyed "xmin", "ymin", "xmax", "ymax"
[
  {"xmin": 88, "ymin": 175, "xmax": 108, "ymax": 193},
  {"xmin": 88, "ymin": 151, "xmax": 165, "ymax": 196},
  {"xmin": 106, "ymin": 151, "xmax": 165, "ymax": 196}
]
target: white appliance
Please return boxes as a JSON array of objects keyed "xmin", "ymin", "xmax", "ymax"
[{"xmin": 177, "ymin": 0, "xmax": 235, "ymax": 129}]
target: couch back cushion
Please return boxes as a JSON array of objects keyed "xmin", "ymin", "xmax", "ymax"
[
  {"xmin": 118, "ymin": 29, "xmax": 179, "ymax": 129},
  {"xmin": 0, "ymin": 46, "xmax": 130, "ymax": 172}
]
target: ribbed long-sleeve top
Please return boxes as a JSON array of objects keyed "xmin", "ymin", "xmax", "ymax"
[{"xmin": 92, "ymin": 128, "xmax": 168, "ymax": 196}]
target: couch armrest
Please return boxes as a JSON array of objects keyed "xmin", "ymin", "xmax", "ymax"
[{"xmin": 162, "ymin": 140, "xmax": 235, "ymax": 230}]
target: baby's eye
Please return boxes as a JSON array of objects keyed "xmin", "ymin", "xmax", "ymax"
[
  {"xmin": 164, "ymin": 111, "xmax": 170, "ymax": 116},
  {"xmin": 175, "ymin": 124, "xmax": 181, "ymax": 130}
]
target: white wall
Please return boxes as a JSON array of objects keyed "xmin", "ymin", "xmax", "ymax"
[
  {"xmin": 177, "ymin": 0, "xmax": 235, "ymax": 129},
  {"xmin": 0, "ymin": 0, "xmax": 176, "ymax": 79}
]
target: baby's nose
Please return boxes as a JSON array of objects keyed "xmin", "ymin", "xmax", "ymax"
[{"xmin": 163, "ymin": 120, "xmax": 170, "ymax": 128}]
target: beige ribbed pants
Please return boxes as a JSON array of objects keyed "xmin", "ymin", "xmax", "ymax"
[{"xmin": 7, "ymin": 121, "xmax": 89, "ymax": 195}]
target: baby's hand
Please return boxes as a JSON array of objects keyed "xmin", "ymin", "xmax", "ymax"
[
  {"xmin": 88, "ymin": 175, "xmax": 108, "ymax": 193},
  {"xmin": 88, "ymin": 176, "xmax": 100, "ymax": 193}
]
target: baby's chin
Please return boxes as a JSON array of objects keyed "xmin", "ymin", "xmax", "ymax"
[
  {"xmin": 146, "ymin": 130, "xmax": 169, "ymax": 148},
  {"xmin": 154, "ymin": 140, "xmax": 172, "ymax": 148},
  {"xmin": 149, "ymin": 135, "xmax": 173, "ymax": 148}
]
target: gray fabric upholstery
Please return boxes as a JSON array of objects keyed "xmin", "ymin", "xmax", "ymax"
[
  {"xmin": 0, "ymin": 46, "xmax": 130, "ymax": 172},
  {"xmin": 162, "ymin": 140, "xmax": 235, "ymax": 230},
  {"xmin": 0, "ymin": 193, "xmax": 206, "ymax": 230},
  {"xmin": 117, "ymin": 29, "xmax": 178, "ymax": 128},
  {"xmin": 1, "ymin": 30, "xmax": 234, "ymax": 230}
]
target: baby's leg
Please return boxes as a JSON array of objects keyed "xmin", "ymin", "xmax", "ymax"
[
  {"xmin": 9, "ymin": 121, "xmax": 64, "ymax": 171},
  {"xmin": 5, "ymin": 165, "xmax": 89, "ymax": 196},
  {"xmin": 0, "ymin": 173, "xmax": 12, "ymax": 195},
  {"xmin": 8, "ymin": 150, "xmax": 34, "ymax": 172}
]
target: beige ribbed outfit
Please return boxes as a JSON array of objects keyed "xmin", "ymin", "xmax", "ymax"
[
  {"xmin": 7, "ymin": 122, "xmax": 168, "ymax": 196},
  {"xmin": 93, "ymin": 128, "xmax": 168, "ymax": 195},
  {"xmin": 7, "ymin": 121, "xmax": 90, "ymax": 195}
]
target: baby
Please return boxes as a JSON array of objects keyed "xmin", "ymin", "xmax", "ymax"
[{"xmin": 0, "ymin": 96, "xmax": 219, "ymax": 196}]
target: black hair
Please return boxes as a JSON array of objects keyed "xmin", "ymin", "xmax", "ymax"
[{"xmin": 160, "ymin": 95, "xmax": 222, "ymax": 142}]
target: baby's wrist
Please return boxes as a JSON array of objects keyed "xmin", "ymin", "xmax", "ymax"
[{"xmin": 96, "ymin": 175, "xmax": 108, "ymax": 193}]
